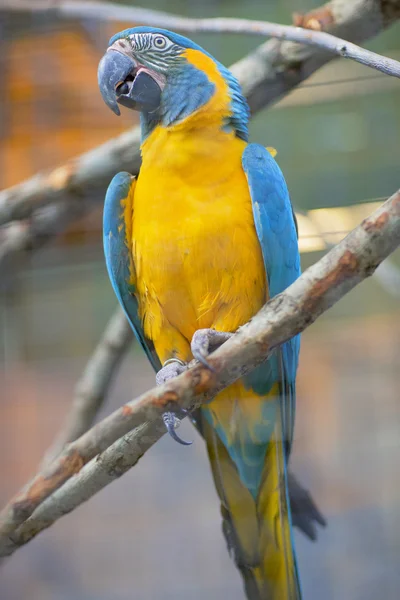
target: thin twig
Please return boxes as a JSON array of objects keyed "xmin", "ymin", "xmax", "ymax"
[
  {"xmin": 40, "ymin": 307, "xmax": 133, "ymax": 467},
  {"xmin": 0, "ymin": 0, "xmax": 398, "ymax": 230},
  {"xmin": 4, "ymin": 1, "xmax": 400, "ymax": 77},
  {"xmin": 0, "ymin": 188, "xmax": 399, "ymax": 558}
]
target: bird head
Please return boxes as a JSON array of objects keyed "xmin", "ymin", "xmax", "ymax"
[{"xmin": 98, "ymin": 27, "xmax": 249, "ymax": 140}]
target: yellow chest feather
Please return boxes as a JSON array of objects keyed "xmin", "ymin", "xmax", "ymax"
[
  {"xmin": 131, "ymin": 130, "xmax": 266, "ymax": 361},
  {"xmin": 130, "ymin": 48, "xmax": 266, "ymax": 361}
]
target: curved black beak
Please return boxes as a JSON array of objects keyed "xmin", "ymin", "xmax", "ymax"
[{"xmin": 98, "ymin": 49, "xmax": 162, "ymax": 116}]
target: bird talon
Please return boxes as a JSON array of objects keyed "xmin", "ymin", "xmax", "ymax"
[
  {"xmin": 162, "ymin": 411, "xmax": 192, "ymax": 446},
  {"xmin": 194, "ymin": 352, "xmax": 216, "ymax": 372},
  {"xmin": 191, "ymin": 328, "xmax": 232, "ymax": 371}
]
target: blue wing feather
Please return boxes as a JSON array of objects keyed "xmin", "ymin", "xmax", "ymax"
[
  {"xmin": 103, "ymin": 171, "xmax": 161, "ymax": 372},
  {"xmin": 242, "ymin": 144, "xmax": 301, "ymax": 448},
  {"xmin": 242, "ymin": 144, "xmax": 302, "ymax": 594},
  {"xmin": 202, "ymin": 145, "xmax": 301, "ymax": 499}
]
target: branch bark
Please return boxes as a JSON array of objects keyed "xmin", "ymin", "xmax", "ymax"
[
  {"xmin": 0, "ymin": 188, "xmax": 399, "ymax": 558},
  {"xmin": 0, "ymin": 0, "xmax": 398, "ymax": 232},
  {"xmin": 40, "ymin": 307, "xmax": 133, "ymax": 467},
  {"xmin": 4, "ymin": 1, "xmax": 400, "ymax": 76}
]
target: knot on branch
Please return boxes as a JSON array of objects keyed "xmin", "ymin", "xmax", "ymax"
[
  {"xmin": 363, "ymin": 211, "xmax": 390, "ymax": 233},
  {"xmin": 46, "ymin": 161, "xmax": 77, "ymax": 194},
  {"xmin": 292, "ymin": 6, "xmax": 335, "ymax": 31},
  {"xmin": 302, "ymin": 250, "xmax": 360, "ymax": 314}
]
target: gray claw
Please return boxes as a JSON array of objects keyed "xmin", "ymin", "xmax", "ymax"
[
  {"xmin": 156, "ymin": 359, "xmax": 193, "ymax": 446},
  {"xmin": 162, "ymin": 412, "xmax": 192, "ymax": 446},
  {"xmin": 191, "ymin": 329, "xmax": 232, "ymax": 371},
  {"xmin": 193, "ymin": 352, "xmax": 216, "ymax": 372}
]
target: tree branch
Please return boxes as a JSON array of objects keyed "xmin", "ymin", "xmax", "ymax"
[
  {"xmin": 0, "ymin": 199, "xmax": 87, "ymax": 288},
  {"xmin": 0, "ymin": 0, "xmax": 398, "ymax": 232},
  {"xmin": 0, "ymin": 128, "xmax": 142, "ymax": 228},
  {"xmin": 0, "ymin": 188, "xmax": 399, "ymax": 558},
  {"xmin": 40, "ymin": 307, "xmax": 132, "ymax": 467},
  {"xmin": 5, "ymin": 1, "xmax": 400, "ymax": 76},
  {"xmin": 3, "ymin": 421, "xmax": 164, "ymax": 558}
]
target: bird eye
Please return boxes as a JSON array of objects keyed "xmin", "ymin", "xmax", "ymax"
[{"xmin": 154, "ymin": 36, "xmax": 167, "ymax": 49}]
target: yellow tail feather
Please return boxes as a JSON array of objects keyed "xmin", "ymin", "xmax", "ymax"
[{"xmin": 198, "ymin": 412, "xmax": 300, "ymax": 600}]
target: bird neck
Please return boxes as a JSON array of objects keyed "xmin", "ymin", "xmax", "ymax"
[{"xmin": 140, "ymin": 48, "xmax": 249, "ymax": 146}]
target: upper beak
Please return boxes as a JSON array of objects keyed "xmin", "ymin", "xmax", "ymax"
[{"xmin": 98, "ymin": 49, "xmax": 162, "ymax": 116}]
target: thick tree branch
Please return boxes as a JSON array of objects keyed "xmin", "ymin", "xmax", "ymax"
[
  {"xmin": 0, "ymin": 199, "xmax": 86, "ymax": 288},
  {"xmin": 0, "ymin": 0, "xmax": 398, "ymax": 232},
  {"xmin": 0, "ymin": 188, "xmax": 399, "ymax": 558},
  {"xmin": 4, "ymin": 421, "xmax": 164, "ymax": 558},
  {"xmin": 0, "ymin": 128, "xmax": 142, "ymax": 228},
  {"xmin": 40, "ymin": 307, "xmax": 133, "ymax": 467},
  {"xmin": 5, "ymin": 1, "xmax": 400, "ymax": 76}
]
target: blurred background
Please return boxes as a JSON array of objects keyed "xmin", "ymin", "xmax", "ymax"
[{"xmin": 0, "ymin": 1, "xmax": 399, "ymax": 599}]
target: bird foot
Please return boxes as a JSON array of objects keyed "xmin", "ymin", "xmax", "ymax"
[
  {"xmin": 162, "ymin": 408, "xmax": 192, "ymax": 446},
  {"xmin": 156, "ymin": 358, "xmax": 187, "ymax": 386},
  {"xmin": 156, "ymin": 358, "xmax": 192, "ymax": 446},
  {"xmin": 191, "ymin": 328, "xmax": 233, "ymax": 370}
]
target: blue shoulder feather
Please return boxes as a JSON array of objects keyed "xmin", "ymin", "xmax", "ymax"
[{"xmin": 103, "ymin": 171, "xmax": 161, "ymax": 372}]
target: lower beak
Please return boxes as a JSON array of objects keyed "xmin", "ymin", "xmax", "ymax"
[{"xmin": 98, "ymin": 50, "xmax": 162, "ymax": 116}]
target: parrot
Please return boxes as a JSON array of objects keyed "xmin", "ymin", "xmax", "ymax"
[{"xmin": 98, "ymin": 27, "xmax": 325, "ymax": 600}]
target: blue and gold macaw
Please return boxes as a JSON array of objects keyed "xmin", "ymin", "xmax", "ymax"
[{"xmin": 98, "ymin": 27, "xmax": 324, "ymax": 600}]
